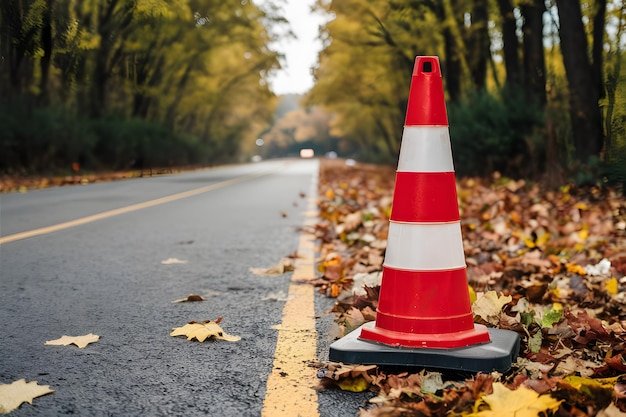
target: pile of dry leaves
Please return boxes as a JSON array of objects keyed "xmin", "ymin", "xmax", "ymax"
[
  {"xmin": 0, "ymin": 167, "xmax": 186, "ymax": 193},
  {"xmin": 312, "ymin": 158, "xmax": 626, "ymax": 417}
]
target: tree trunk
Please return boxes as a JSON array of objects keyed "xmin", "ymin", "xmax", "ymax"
[
  {"xmin": 438, "ymin": 0, "xmax": 470, "ymax": 101},
  {"xmin": 604, "ymin": 3, "xmax": 624, "ymax": 154},
  {"xmin": 521, "ymin": 0, "xmax": 546, "ymax": 106},
  {"xmin": 89, "ymin": 0, "xmax": 134, "ymax": 118},
  {"xmin": 1, "ymin": 0, "xmax": 28, "ymax": 97},
  {"xmin": 468, "ymin": 0, "xmax": 490, "ymax": 90},
  {"xmin": 39, "ymin": 0, "xmax": 54, "ymax": 104},
  {"xmin": 555, "ymin": 0, "xmax": 604, "ymax": 163},
  {"xmin": 591, "ymin": 0, "xmax": 607, "ymax": 103},
  {"xmin": 443, "ymin": 28, "xmax": 462, "ymax": 101},
  {"xmin": 496, "ymin": 0, "xmax": 522, "ymax": 88}
]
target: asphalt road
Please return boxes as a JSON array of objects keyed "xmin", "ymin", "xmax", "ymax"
[{"xmin": 0, "ymin": 159, "xmax": 372, "ymax": 416}]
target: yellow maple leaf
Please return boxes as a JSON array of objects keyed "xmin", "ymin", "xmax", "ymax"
[
  {"xmin": 170, "ymin": 320, "xmax": 240, "ymax": 342},
  {"xmin": 469, "ymin": 383, "xmax": 561, "ymax": 417},
  {"xmin": 45, "ymin": 333, "xmax": 100, "ymax": 349},
  {"xmin": 0, "ymin": 379, "xmax": 54, "ymax": 414},
  {"xmin": 472, "ymin": 291, "xmax": 512, "ymax": 325}
]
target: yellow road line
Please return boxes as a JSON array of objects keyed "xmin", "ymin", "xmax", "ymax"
[
  {"xmin": 0, "ymin": 169, "xmax": 276, "ymax": 245},
  {"xmin": 262, "ymin": 174, "xmax": 320, "ymax": 416}
]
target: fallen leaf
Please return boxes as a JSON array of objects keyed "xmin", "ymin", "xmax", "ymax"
[
  {"xmin": 421, "ymin": 372, "xmax": 445, "ymax": 394},
  {"xmin": 343, "ymin": 307, "xmax": 366, "ymax": 333},
  {"xmin": 262, "ymin": 290, "xmax": 293, "ymax": 301},
  {"xmin": 0, "ymin": 379, "xmax": 54, "ymax": 414},
  {"xmin": 528, "ymin": 331, "xmax": 543, "ymax": 353},
  {"xmin": 470, "ymin": 382, "xmax": 561, "ymax": 416},
  {"xmin": 606, "ymin": 277, "xmax": 619, "ymax": 296},
  {"xmin": 45, "ymin": 333, "xmax": 100, "ymax": 349},
  {"xmin": 172, "ymin": 294, "xmax": 205, "ymax": 303},
  {"xmin": 316, "ymin": 362, "xmax": 379, "ymax": 392},
  {"xmin": 553, "ymin": 355, "xmax": 599, "ymax": 377},
  {"xmin": 586, "ymin": 258, "xmax": 612, "ymax": 276},
  {"xmin": 597, "ymin": 403, "xmax": 626, "ymax": 417},
  {"xmin": 536, "ymin": 304, "xmax": 563, "ymax": 328},
  {"xmin": 336, "ymin": 376, "xmax": 370, "ymax": 392},
  {"xmin": 605, "ymin": 353, "xmax": 626, "ymax": 373},
  {"xmin": 472, "ymin": 291, "xmax": 512, "ymax": 325},
  {"xmin": 249, "ymin": 258, "xmax": 295, "ymax": 276},
  {"xmin": 161, "ymin": 258, "xmax": 188, "ymax": 264},
  {"xmin": 170, "ymin": 320, "xmax": 240, "ymax": 342},
  {"xmin": 336, "ymin": 211, "xmax": 362, "ymax": 234}
]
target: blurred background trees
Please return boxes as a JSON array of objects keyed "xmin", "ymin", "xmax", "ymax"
[
  {"xmin": 1, "ymin": 0, "xmax": 624, "ymax": 185},
  {"xmin": 305, "ymin": 0, "xmax": 625, "ymax": 184},
  {"xmin": 0, "ymin": 0, "xmax": 281, "ymax": 173}
]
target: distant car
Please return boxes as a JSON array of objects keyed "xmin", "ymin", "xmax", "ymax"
[{"xmin": 299, "ymin": 149, "xmax": 314, "ymax": 158}]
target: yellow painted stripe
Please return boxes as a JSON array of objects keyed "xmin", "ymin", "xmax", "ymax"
[
  {"xmin": 262, "ymin": 178, "xmax": 319, "ymax": 416},
  {"xmin": 0, "ymin": 168, "xmax": 277, "ymax": 245}
]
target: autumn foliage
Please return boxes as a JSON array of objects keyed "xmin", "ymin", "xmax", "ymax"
[{"xmin": 313, "ymin": 158, "xmax": 626, "ymax": 416}]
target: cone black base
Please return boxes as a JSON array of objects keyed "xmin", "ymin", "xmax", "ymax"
[{"xmin": 329, "ymin": 322, "xmax": 520, "ymax": 373}]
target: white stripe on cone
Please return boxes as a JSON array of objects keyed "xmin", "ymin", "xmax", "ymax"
[
  {"xmin": 397, "ymin": 126, "xmax": 454, "ymax": 173},
  {"xmin": 383, "ymin": 221, "xmax": 466, "ymax": 270}
]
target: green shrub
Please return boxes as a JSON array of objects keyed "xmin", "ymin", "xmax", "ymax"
[
  {"xmin": 448, "ymin": 88, "xmax": 545, "ymax": 178},
  {"xmin": 0, "ymin": 97, "xmax": 212, "ymax": 174},
  {"xmin": 0, "ymin": 98, "xmax": 95, "ymax": 174}
]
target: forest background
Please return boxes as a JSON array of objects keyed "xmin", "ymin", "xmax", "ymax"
[{"xmin": 1, "ymin": 0, "xmax": 625, "ymax": 186}]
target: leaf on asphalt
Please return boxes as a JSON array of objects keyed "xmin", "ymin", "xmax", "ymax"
[
  {"xmin": 316, "ymin": 362, "xmax": 378, "ymax": 392},
  {"xmin": 170, "ymin": 319, "xmax": 240, "ymax": 342},
  {"xmin": 470, "ymin": 382, "xmax": 561, "ymax": 417},
  {"xmin": 161, "ymin": 257, "xmax": 188, "ymax": 264},
  {"xmin": 336, "ymin": 377, "xmax": 370, "ymax": 392},
  {"xmin": 472, "ymin": 291, "xmax": 512, "ymax": 325},
  {"xmin": 45, "ymin": 333, "xmax": 100, "ymax": 349},
  {"xmin": 0, "ymin": 379, "xmax": 54, "ymax": 414},
  {"xmin": 262, "ymin": 290, "xmax": 293, "ymax": 301},
  {"xmin": 172, "ymin": 294, "xmax": 205, "ymax": 303},
  {"xmin": 249, "ymin": 257, "xmax": 294, "ymax": 276}
]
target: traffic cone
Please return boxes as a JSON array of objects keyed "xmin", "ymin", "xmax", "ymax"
[{"xmin": 329, "ymin": 56, "xmax": 519, "ymax": 373}]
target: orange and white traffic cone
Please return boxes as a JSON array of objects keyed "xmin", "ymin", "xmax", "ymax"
[{"xmin": 329, "ymin": 56, "xmax": 519, "ymax": 372}]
